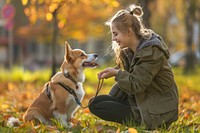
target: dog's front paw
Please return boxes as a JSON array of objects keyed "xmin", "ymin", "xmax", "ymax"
[
  {"xmin": 66, "ymin": 117, "xmax": 73, "ymax": 128},
  {"xmin": 67, "ymin": 122, "xmax": 73, "ymax": 128},
  {"xmin": 60, "ymin": 122, "xmax": 73, "ymax": 129}
]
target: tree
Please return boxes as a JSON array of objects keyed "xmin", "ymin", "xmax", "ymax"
[
  {"xmin": 184, "ymin": 0, "xmax": 199, "ymax": 74},
  {"xmin": 21, "ymin": 0, "xmax": 119, "ymax": 76},
  {"xmin": 138, "ymin": 0, "xmax": 156, "ymax": 28}
]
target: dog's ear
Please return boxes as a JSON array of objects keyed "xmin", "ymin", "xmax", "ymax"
[{"xmin": 65, "ymin": 41, "xmax": 73, "ymax": 63}]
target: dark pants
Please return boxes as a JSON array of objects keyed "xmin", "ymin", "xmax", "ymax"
[
  {"xmin": 88, "ymin": 95, "xmax": 134, "ymax": 124},
  {"xmin": 88, "ymin": 94, "xmax": 178, "ymax": 129}
]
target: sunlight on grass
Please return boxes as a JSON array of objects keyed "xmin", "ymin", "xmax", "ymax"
[
  {"xmin": 173, "ymin": 67, "xmax": 200, "ymax": 93},
  {"xmin": 0, "ymin": 66, "xmax": 51, "ymax": 83},
  {"xmin": 0, "ymin": 66, "xmax": 200, "ymax": 132}
]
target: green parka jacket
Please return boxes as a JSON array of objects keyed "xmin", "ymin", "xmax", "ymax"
[{"xmin": 111, "ymin": 32, "xmax": 179, "ymax": 129}]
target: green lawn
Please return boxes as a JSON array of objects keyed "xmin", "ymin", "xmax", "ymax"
[{"xmin": 0, "ymin": 66, "xmax": 200, "ymax": 132}]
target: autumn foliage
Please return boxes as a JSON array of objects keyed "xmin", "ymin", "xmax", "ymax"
[
  {"xmin": 0, "ymin": 67, "xmax": 200, "ymax": 132},
  {"xmin": 20, "ymin": 0, "xmax": 119, "ymax": 42}
]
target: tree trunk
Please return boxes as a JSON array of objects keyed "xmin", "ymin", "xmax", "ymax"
[
  {"xmin": 51, "ymin": 10, "xmax": 58, "ymax": 77},
  {"xmin": 198, "ymin": 8, "xmax": 200, "ymax": 64},
  {"xmin": 139, "ymin": 0, "xmax": 154, "ymax": 28},
  {"xmin": 184, "ymin": 6, "xmax": 196, "ymax": 74},
  {"xmin": 197, "ymin": 10, "xmax": 200, "ymax": 64}
]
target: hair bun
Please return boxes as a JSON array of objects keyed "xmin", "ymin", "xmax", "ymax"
[{"xmin": 129, "ymin": 5, "xmax": 143, "ymax": 17}]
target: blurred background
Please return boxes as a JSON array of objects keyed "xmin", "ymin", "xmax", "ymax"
[
  {"xmin": 0, "ymin": 1, "xmax": 200, "ymax": 131},
  {"xmin": 0, "ymin": 0, "xmax": 200, "ymax": 75}
]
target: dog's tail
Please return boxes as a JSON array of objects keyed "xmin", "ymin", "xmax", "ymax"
[{"xmin": 7, "ymin": 116, "xmax": 20, "ymax": 127}]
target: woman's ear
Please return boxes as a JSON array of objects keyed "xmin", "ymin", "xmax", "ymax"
[{"xmin": 127, "ymin": 28, "xmax": 133, "ymax": 36}]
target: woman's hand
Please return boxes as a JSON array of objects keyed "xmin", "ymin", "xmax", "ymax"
[{"xmin": 98, "ymin": 67, "xmax": 119, "ymax": 79}]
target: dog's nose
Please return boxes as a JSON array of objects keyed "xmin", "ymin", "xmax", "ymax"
[{"xmin": 94, "ymin": 54, "xmax": 98, "ymax": 58}]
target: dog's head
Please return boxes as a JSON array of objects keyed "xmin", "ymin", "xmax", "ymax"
[{"xmin": 61, "ymin": 41, "xmax": 98, "ymax": 75}]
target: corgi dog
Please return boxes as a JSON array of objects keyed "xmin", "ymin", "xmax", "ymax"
[{"xmin": 23, "ymin": 41, "xmax": 98, "ymax": 127}]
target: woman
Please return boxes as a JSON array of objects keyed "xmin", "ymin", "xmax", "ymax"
[{"xmin": 88, "ymin": 4, "xmax": 179, "ymax": 130}]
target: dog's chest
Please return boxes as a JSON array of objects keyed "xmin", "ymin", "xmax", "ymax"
[{"xmin": 74, "ymin": 83, "xmax": 85, "ymax": 100}]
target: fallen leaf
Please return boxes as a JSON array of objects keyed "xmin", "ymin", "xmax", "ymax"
[
  {"xmin": 1, "ymin": 104, "xmax": 9, "ymax": 110},
  {"xmin": 3, "ymin": 114, "xmax": 13, "ymax": 120},
  {"xmin": 71, "ymin": 117, "xmax": 80, "ymax": 125},
  {"xmin": 83, "ymin": 108, "xmax": 90, "ymax": 113},
  {"xmin": 116, "ymin": 128, "xmax": 120, "ymax": 133},
  {"xmin": 96, "ymin": 124, "xmax": 103, "ymax": 132},
  {"xmin": 128, "ymin": 128, "xmax": 138, "ymax": 133}
]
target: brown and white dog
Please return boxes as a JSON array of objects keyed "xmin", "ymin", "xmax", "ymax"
[{"xmin": 23, "ymin": 41, "xmax": 98, "ymax": 127}]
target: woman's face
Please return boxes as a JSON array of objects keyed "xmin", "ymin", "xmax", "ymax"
[{"xmin": 110, "ymin": 24, "xmax": 132, "ymax": 49}]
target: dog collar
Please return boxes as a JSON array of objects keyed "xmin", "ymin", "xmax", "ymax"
[{"xmin": 63, "ymin": 73, "xmax": 78, "ymax": 89}]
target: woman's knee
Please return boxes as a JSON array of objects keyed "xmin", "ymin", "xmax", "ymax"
[
  {"xmin": 88, "ymin": 95, "xmax": 115, "ymax": 114},
  {"xmin": 88, "ymin": 96, "xmax": 99, "ymax": 112}
]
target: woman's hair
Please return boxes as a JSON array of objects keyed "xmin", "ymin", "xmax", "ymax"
[{"xmin": 106, "ymin": 4, "xmax": 152, "ymax": 68}]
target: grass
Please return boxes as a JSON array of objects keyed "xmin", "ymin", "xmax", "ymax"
[
  {"xmin": 0, "ymin": 66, "xmax": 51, "ymax": 83},
  {"xmin": 0, "ymin": 66, "xmax": 200, "ymax": 132},
  {"xmin": 173, "ymin": 66, "xmax": 200, "ymax": 93}
]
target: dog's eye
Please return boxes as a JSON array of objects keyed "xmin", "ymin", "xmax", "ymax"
[{"xmin": 80, "ymin": 53, "xmax": 85, "ymax": 56}]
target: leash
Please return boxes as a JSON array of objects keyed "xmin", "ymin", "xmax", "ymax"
[
  {"xmin": 79, "ymin": 78, "xmax": 104, "ymax": 108},
  {"xmin": 57, "ymin": 78, "xmax": 104, "ymax": 108},
  {"xmin": 46, "ymin": 73, "xmax": 104, "ymax": 109}
]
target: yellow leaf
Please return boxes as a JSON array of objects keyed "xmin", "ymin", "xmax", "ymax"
[
  {"xmin": 111, "ymin": 1, "xmax": 119, "ymax": 7},
  {"xmin": 21, "ymin": 0, "xmax": 28, "ymax": 6},
  {"xmin": 49, "ymin": 3, "xmax": 58, "ymax": 13},
  {"xmin": 1, "ymin": 104, "xmax": 9, "ymax": 109},
  {"xmin": 38, "ymin": 0, "xmax": 44, "ymax": 5},
  {"xmin": 128, "ymin": 128, "xmax": 138, "ymax": 133},
  {"xmin": 46, "ymin": 13, "xmax": 53, "ymax": 21},
  {"xmin": 8, "ymin": 82, "xmax": 16, "ymax": 91}
]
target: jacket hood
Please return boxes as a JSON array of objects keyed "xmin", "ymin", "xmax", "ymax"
[{"xmin": 136, "ymin": 31, "xmax": 170, "ymax": 59}]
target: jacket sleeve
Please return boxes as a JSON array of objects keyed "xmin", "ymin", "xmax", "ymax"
[
  {"xmin": 115, "ymin": 47, "xmax": 164, "ymax": 94},
  {"xmin": 109, "ymin": 83, "xmax": 127, "ymax": 100}
]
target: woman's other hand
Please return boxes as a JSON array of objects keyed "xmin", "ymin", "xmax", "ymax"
[{"xmin": 98, "ymin": 68, "xmax": 119, "ymax": 79}]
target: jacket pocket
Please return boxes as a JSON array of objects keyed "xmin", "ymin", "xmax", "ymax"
[
  {"xmin": 147, "ymin": 91, "xmax": 178, "ymax": 114},
  {"xmin": 149, "ymin": 109, "xmax": 178, "ymax": 129}
]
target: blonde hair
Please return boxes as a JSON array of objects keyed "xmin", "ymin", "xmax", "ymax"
[{"xmin": 106, "ymin": 4, "xmax": 152, "ymax": 68}]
